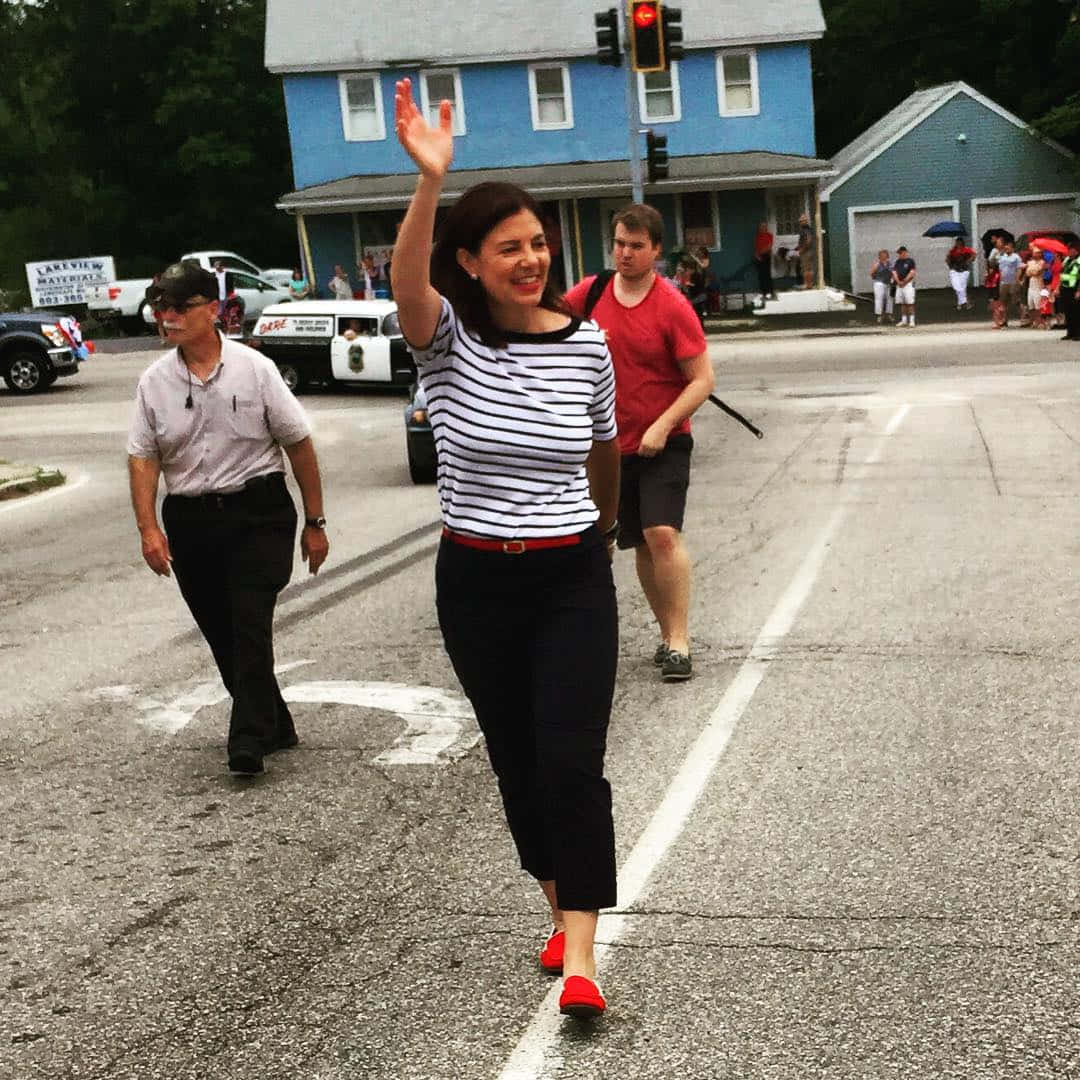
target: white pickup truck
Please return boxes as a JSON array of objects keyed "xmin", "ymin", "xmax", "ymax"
[{"xmin": 85, "ymin": 250, "xmax": 294, "ymax": 333}]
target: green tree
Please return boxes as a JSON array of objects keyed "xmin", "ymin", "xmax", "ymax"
[
  {"xmin": 0, "ymin": 0, "xmax": 296, "ymax": 300},
  {"xmin": 814, "ymin": 0, "xmax": 1080, "ymax": 158}
]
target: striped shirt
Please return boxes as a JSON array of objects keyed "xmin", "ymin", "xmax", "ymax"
[{"xmin": 409, "ymin": 298, "xmax": 617, "ymax": 539}]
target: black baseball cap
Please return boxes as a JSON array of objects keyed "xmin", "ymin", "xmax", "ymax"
[
  {"xmin": 145, "ymin": 260, "xmax": 217, "ymax": 307},
  {"xmin": 896, "ymin": 245, "xmax": 908, "ymax": 253}
]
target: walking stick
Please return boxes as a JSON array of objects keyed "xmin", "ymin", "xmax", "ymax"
[{"xmin": 709, "ymin": 395, "xmax": 764, "ymax": 439}]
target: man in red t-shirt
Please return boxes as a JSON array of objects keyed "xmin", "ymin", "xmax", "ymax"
[{"xmin": 565, "ymin": 204, "xmax": 714, "ymax": 682}]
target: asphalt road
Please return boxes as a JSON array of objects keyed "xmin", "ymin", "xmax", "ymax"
[{"xmin": 2, "ymin": 329, "xmax": 1078, "ymax": 1080}]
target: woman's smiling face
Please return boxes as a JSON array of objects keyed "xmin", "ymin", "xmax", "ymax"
[{"xmin": 458, "ymin": 208, "xmax": 550, "ymax": 318}]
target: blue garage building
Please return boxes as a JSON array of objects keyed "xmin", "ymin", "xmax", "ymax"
[{"xmin": 822, "ymin": 82, "xmax": 1078, "ymax": 293}]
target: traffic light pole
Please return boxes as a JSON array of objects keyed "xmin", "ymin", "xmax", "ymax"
[{"xmin": 618, "ymin": 3, "xmax": 645, "ymax": 204}]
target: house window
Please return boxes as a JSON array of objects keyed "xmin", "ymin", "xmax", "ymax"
[
  {"xmin": 716, "ymin": 49, "xmax": 759, "ymax": 116},
  {"xmin": 420, "ymin": 68, "xmax": 466, "ymax": 135},
  {"xmin": 339, "ymin": 73, "xmax": 385, "ymax": 141},
  {"xmin": 681, "ymin": 191, "xmax": 720, "ymax": 250},
  {"xmin": 529, "ymin": 64, "xmax": 573, "ymax": 130},
  {"xmin": 771, "ymin": 190, "xmax": 806, "ymax": 236},
  {"xmin": 637, "ymin": 63, "xmax": 681, "ymax": 123}
]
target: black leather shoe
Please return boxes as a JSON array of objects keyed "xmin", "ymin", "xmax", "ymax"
[{"xmin": 228, "ymin": 751, "xmax": 264, "ymax": 775}]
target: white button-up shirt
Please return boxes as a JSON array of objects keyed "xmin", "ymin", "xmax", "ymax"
[{"xmin": 127, "ymin": 336, "xmax": 312, "ymax": 496}]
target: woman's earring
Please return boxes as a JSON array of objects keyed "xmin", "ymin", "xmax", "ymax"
[{"xmin": 470, "ymin": 273, "xmax": 479, "ymax": 281}]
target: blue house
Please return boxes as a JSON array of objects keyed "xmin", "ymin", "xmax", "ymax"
[{"xmin": 264, "ymin": 0, "xmax": 833, "ymax": 296}]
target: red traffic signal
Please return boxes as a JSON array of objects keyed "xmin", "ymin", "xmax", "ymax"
[
  {"xmin": 629, "ymin": 0, "xmax": 663, "ymax": 72},
  {"xmin": 633, "ymin": 1, "xmax": 658, "ymax": 28}
]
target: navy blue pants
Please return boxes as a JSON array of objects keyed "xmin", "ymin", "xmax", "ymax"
[
  {"xmin": 436, "ymin": 529, "xmax": 619, "ymax": 911},
  {"xmin": 162, "ymin": 473, "xmax": 297, "ymax": 759}
]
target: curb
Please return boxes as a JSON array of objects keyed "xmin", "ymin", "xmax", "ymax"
[{"xmin": 0, "ymin": 466, "xmax": 66, "ymax": 501}]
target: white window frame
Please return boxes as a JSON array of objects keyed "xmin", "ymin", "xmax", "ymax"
[
  {"xmin": 420, "ymin": 67, "xmax": 466, "ymax": 136},
  {"xmin": 716, "ymin": 48, "xmax": 759, "ymax": 117},
  {"xmin": 769, "ymin": 188, "xmax": 809, "ymax": 241},
  {"xmin": 677, "ymin": 191, "xmax": 722, "ymax": 252},
  {"xmin": 636, "ymin": 62, "xmax": 681, "ymax": 124},
  {"xmin": 528, "ymin": 63, "xmax": 573, "ymax": 131},
  {"xmin": 338, "ymin": 72, "xmax": 386, "ymax": 142}
]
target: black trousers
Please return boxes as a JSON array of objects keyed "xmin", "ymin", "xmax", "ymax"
[
  {"xmin": 436, "ymin": 530, "xmax": 618, "ymax": 911},
  {"xmin": 755, "ymin": 254, "xmax": 773, "ymax": 297},
  {"xmin": 162, "ymin": 473, "xmax": 297, "ymax": 758},
  {"xmin": 1064, "ymin": 289, "xmax": 1080, "ymax": 339}
]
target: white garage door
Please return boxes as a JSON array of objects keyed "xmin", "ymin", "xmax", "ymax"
[
  {"xmin": 973, "ymin": 196, "xmax": 1076, "ymax": 246},
  {"xmin": 851, "ymin": 204, "xmax": 956, "ymax": 291}
]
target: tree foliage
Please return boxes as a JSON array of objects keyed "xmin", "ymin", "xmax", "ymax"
[
  {"xmin": 0, "ymin": 0, "xmax": 295, "ymax": 298},
  {"xmin": 813, "ymin": 0, "xmax": 1080, "ymax": 158}
]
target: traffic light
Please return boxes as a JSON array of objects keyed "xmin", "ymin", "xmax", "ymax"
[
  {"xmin": 594, "ymin": 8, "xmax": 621, "ymax": 66},
  {"xmin": 629, "ymin": 0, "xmax": 663, "ymax": 72},
  {"xmin": 661, "ymin": 6, "xmax": 684, "ymax": 63},
  {"xmin": 645, "ymin": 129, "xmax": 668, "ymax": 183}
]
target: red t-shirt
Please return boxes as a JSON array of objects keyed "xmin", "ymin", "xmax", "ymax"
[
  {"xmin": 754, "ymin": 230, "xmax": 774, "ymax": 257},
  {"xmin": 565, "ymin": 273, "xmax": 707, "ymax": 455}
]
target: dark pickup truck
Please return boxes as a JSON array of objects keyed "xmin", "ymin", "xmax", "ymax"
[{"xmin": 0, "ymin": 310, "xmax": 86, "ymax": 394}]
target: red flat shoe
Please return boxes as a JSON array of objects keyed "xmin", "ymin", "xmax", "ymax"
[
  {"xmin": 539, "ymin": 929, "xmax": 564, "ymax": 974},
  {"xmin": 559, "ymin": 975, "xmax": 606, "ymax": 1018}
]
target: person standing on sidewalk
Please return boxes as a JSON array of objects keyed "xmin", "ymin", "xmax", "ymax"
[
  {"xmin": 391, "ymin": 78, "xmax": 622, "ymax": 1020},
  {"xmin": 565, "ymin": 203, "xmax": 715, "ymax": 683},
  {"xmin": 869, "ymin": 250, "xmax": 894, "ymax": 325},
  {"xmin": 994, "ymin": 241, "xmax": 1023, "ymax": 328},
  {"xmin": 946, "ymin": 238, "xmax": 975, "ymax": 310},
  {"xmin": 127, "ymin": 261, "xmax": 329, "ymax": 777},
  {"xmin": 796, "ymin": 212, "xmax": 816, "ymax": 289},
  {"xmin": 1060, "ymin": 241, "xmax": 1080, "ymax": 341},
  {"xmin": 892, "ymin": 246, "xmax": 917, "ymax": 326},
  {"xmin": 753, "ymin": 221, "xmax": 775, "ymax": 302}
]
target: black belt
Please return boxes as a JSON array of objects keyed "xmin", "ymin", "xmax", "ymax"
[{"xmin": 172, "ymin": 471, "xmax": 285, "ymax": 507}]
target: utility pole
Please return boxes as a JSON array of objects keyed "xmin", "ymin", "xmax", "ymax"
[{"xmin": 619, "ymin": 4, "xmax": 645, "ymax": 204}]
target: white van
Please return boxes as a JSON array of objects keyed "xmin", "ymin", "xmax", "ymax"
[{"xmin": 248, "ymin": 300, "xmax": 415, "ymax": 392}]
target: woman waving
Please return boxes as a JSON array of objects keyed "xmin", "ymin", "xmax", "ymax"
[{"xmin": 391, "ymin": 79, "xmax": 622, "ymax": 1020}]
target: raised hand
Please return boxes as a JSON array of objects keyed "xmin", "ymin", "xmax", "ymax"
[{"xmin": 395, "ymin": 77, "xmax": 453, "ymax": 179}]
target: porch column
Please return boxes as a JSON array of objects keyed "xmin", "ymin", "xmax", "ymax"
[
  {"xmin": 812, "ymin": 182, "xmax": 824, "ymax": 289},
  {"xmin": 296, "ymin": 214, "xmax": 317, "ymax": 292}
]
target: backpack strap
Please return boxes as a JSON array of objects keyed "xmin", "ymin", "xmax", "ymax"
[{"xmin": 583, "ymin": 269, "xmax": 616, "ymax": 318}]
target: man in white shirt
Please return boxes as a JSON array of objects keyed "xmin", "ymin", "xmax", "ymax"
[{"xmin": 127, "ymin": 262, "xmax": 329, "ymax": 776}]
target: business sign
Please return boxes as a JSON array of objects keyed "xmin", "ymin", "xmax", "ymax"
[
  {"xmin": 254, "ymin": 314, "xmax": 335, "ymax": 337},
  {"xmin": 26, "ymin": 256, "xmax": 116, "ymax": 307}
]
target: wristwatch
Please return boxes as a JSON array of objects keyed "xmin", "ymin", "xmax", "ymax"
[
  {"xmin": 601, "ymin": 519, "xmax": 620, "ymax": 541},
  {"xmin": 305, "ymin": 516, "xmax": 327, "ymax": 529}
]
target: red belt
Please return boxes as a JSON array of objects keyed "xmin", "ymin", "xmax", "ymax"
[{"xmin": 441, "ymin": 527, "xmax": 582, "ymax": 554}]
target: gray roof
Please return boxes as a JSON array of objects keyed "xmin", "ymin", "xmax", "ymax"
[
  {"xmin": 265, "ymin": 0, "xmax": 826, "ymax": 73},
  {"xmin": 823, "ymin": 81, "xmax": 1074, "ymax": 200},
  {"xmin": 824, "ymin": 84, "xmax": 959, "ymax": 196},
  {"xmin": 277, "ymin": 152, "xmax": 836, "ymax": 212}
]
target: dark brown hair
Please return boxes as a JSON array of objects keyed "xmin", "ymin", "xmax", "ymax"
[
  {"xmin": 612, "ymin": 203, "xmax": 664, "ymax": 246},
  {"xmin": 431, "ymin": 181, "xmax": 567, "ymax": 348}
]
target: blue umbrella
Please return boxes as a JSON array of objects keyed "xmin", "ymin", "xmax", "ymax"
[{"xmin": 923, "ymin": 220, "xmax": 967, "ymax": 238}]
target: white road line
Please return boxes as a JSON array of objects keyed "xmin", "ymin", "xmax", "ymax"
[
  {"xmin": 496, "ymin": 403, "xmax": 910, "ymax": 1080},
  {"xmin": 0, "ymin": 469, "xmax": 90, "ymax": 516}
]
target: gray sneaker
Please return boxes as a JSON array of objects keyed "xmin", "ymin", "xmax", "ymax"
[
  {"xmin": 652, "ymin": 641, "xmax": 670, "ymax": 666},
  {"xmin": 661, "ymin": 650, "xmax": 692, "ymax": 682}
]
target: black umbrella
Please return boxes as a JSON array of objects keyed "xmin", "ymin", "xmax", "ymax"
[{"xmin": 981, "ymin": 228, "xmax": 1014, "ymax": 256}]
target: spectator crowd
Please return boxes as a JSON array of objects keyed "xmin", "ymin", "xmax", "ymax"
[{"xmin": 867, "ymin": 233, "xmax": 1080, "ymax": 340}]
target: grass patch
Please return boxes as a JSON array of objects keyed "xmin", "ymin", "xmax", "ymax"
[{"xmin": 0, "ymin": 466, "xmax": 66, "ymax": 502}]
